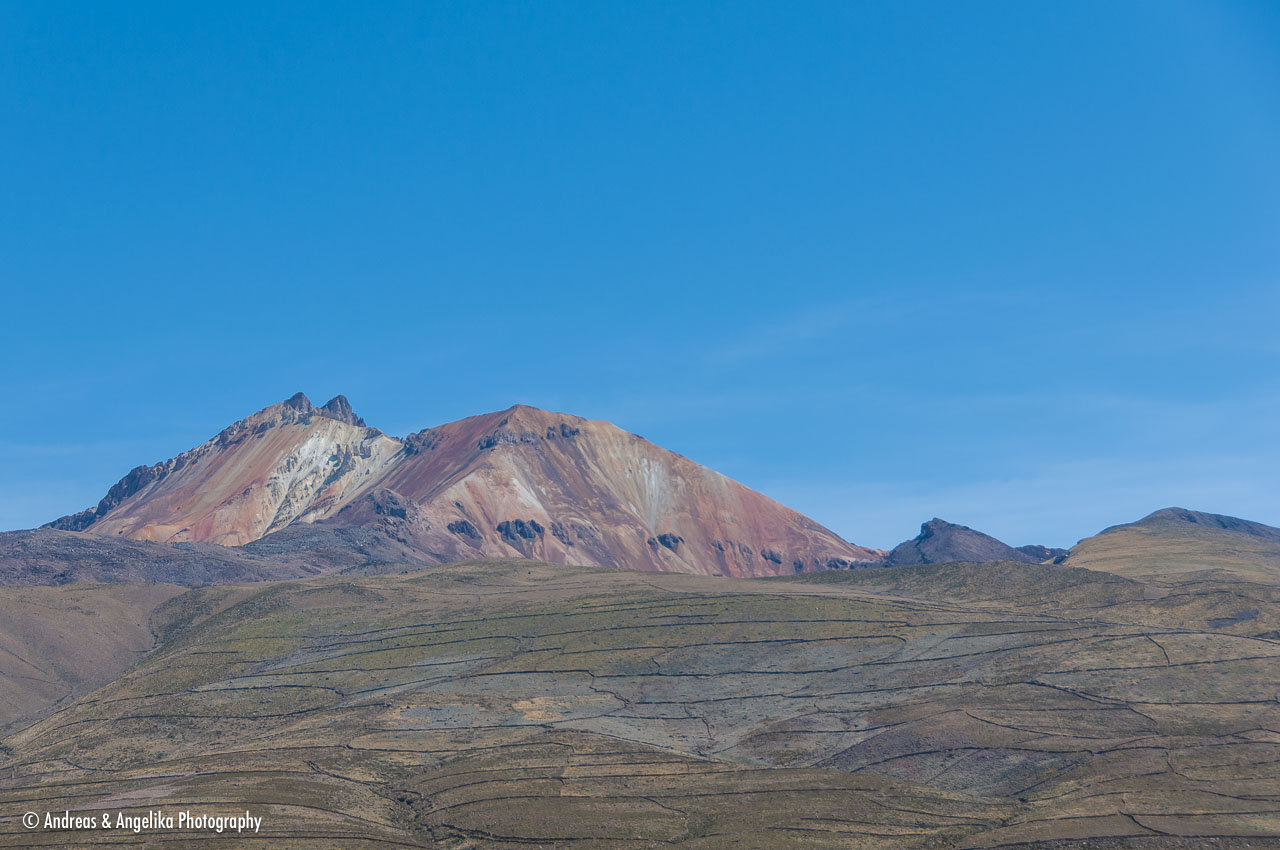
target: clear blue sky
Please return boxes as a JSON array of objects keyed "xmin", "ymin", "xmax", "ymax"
[{"xmin": 3, "ymin": 1, "xmax": 1278, "ymax": 548}]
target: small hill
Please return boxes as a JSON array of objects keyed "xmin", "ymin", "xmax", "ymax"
[
  {"xmin": 1066, "ymin": 506, "xmax": 1280, "ymax": 583},
  {"xmin": 1109, "ymin": 506, "xmax": 1280, "ymax": 541},
  {"xmin": 883, "ymin": 517, "xmax": 1061, "ymax": 566}
]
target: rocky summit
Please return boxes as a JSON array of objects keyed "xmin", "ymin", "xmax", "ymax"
[
  {"xmin": 46, "ymin": 394, "xmax": 880, "ymax": 577},
  {"xmin": 883, "ymin": 517, "xmax": 1065, "ymax": 566}
]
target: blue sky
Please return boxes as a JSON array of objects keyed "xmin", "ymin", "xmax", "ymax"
[{"xmin": 2, "ymin": 1, "xmax": 1278, "ymax": 548}]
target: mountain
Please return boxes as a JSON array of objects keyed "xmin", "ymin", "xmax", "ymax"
[
  {"xmin": 883, "ymin": 517, "xmax": 1063, "ymax": 566},
  {"xmin": 45, "ymin": 394, "xmax": 879, "ymax": 578},
  {"xmin": 47, "ymin": 393, "xmax": 401, "ymax": 546},
  {"xmin": 1065, "ymin": 506, "xmax": 1280, "ymax": 583}
]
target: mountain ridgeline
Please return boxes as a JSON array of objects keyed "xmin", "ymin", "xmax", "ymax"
[
  {"xmin": 885, "ymin": 517, "xmax": 1068, "ymax": 567},
  {"xmin": 30, "ymin": 394, "xmax": 1271, "ymax": 588},
  {"xmin": 44, "ymin": 393, "xmax": 882, "ymax": 579}
]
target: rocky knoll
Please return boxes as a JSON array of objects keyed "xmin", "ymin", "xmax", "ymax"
[{"xmin": 883, "ymin": 517, "xmax": 1064, "ymax": 566}]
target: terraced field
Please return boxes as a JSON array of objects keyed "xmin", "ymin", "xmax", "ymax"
[{"xmin": 0, "ymin": 559, "xmax": 1277, "ymax": 847}]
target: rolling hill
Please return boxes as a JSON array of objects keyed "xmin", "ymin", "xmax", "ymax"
[
  {"xmin": 1065, "ymin": 507, "xmax": 1280, "ymax": 584},
  {"xmin": 0, "ymin": 554, "xmax": 1277, "ymax": 847},
  {"xmin": 0, "ymin": 582, "xmax": 184, "ymax": 735}
]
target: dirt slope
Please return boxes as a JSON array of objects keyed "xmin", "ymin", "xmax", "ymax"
[
  {"xmin": 0, "ymin": 582, "xmax": 184, "ymax": 734},
  {"xmin": 1, "ymin": 559, "xmax": 1277, "ymax": 848}
]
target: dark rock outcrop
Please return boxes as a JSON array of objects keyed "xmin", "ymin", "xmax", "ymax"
[
  {"xmin": 318, "ymin": 394, "xmax": 366, "ymax": 427},
  {"xmin": 448, "ymin": 520, "xmax": 481, "ymax": 540},
  {"xmin": 403, "ymin": 428, "xmax": 442, "ymax": 455},
  {"xmin": 497, "ymin": 519, "xmax": 544, "ymax": 543},
  {"xmin": 546, "ymin": 424, "xmax": 580, "ymax": 439},
  {"xmin": 477, "ymin": 429, "xmax": 539, "ymax": 450},
  {"xmin": 550, "ymin": 521, "xmax": 573, "ymax": 546},
  {"xmin": 284, "ymin": 391, "xmax": 312, "ymax": 411},
  {"xmin": 369, "ymin": 489, "xmax": 412, "ymax": 520},
  {"xmin": 647, "ymin": 533, "xmax": 685, "ymax": 553}
]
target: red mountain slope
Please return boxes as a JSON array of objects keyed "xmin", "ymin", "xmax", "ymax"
[
  {"xmin": 48, "ymin": 394, "xmax": 401, "ymax": 546},
  {"xmin": 50, "ymin": 395, "xmax": 878, "ymax": 577}
]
